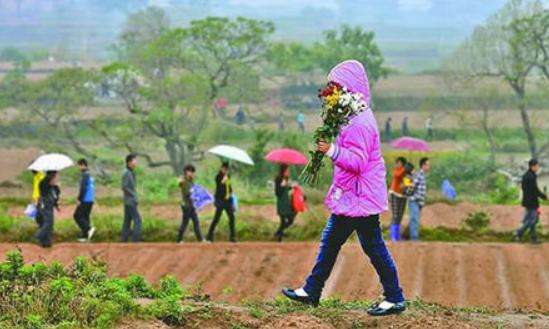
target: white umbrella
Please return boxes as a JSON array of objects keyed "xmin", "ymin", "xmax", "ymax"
[
  {"xmin": 28, "ymin": 153, "xmax": 74, "ymax": 171},
  {"xmin": 208, "ymin": 145, "xmax": 254, "ymax": 166}
]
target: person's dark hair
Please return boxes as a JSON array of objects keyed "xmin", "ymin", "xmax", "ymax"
[
  {"xmin": 528, "ymin": 158, "xmax": 539, "ymax": 168},
  {"xmin": 125, "ymin": 153, "xmax": 137, "ymax": 165},
  {"xmin": 77, "ymin": 158, "xmax": 88, "ymax": 167},
  {"xmin": 221, "ymin": 161, "xmax": 229, "ymax": 169},
  {"xmin": 404, "ymin": 162, "xmax": 414, "ymax": 174},
  {"xmin": 419, "ymin": 157, "xmax": 429, "ymax": 168},
  {"xmin": 277, "ymin": 164, "xmax": 289, "ymax": 180},
  {"xmin": 184, "ymin": 164, "xmax": 196, "ymax": 173},
  {"xmin": 44, "ymin": 170, "xmax": 57, "ymax": 184},
  {"xmin": 396, "ymin": 156, "xmax": 407, "ymax": 165}
]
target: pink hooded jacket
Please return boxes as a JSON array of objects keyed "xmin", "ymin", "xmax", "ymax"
[{"xmin": 324, "ymin": 60, "xmax": 388, "ymax": 217}]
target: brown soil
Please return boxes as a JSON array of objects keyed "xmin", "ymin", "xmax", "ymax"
[
  {"xmin": 117, "ymin": 304, "xmax": 549, "ymax": 329},
  {"xmin": 0, "ymin": 242, "xmax": 547, "ymax": 312},
  {"xmin": 0, "ymin": 147, "xmax": 40, "ymax": 183}
]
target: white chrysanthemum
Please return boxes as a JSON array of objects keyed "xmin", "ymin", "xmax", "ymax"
[{"xmin": 339, "ymin": 93, "xmax": 352, "ymax": 107}]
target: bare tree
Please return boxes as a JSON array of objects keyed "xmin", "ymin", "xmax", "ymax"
[{"xmin": 447, "ymin": 0, "xmax": 546, "ymax": 158}]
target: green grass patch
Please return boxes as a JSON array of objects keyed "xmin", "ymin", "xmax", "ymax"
[{"xmin": 0, "ymin": 206, "xmax": 545, "ymax": 243}]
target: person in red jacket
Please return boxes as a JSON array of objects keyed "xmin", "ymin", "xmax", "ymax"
[{"xmin": 389, "ymin": 157, "xmax": 408, "ymax": 241}]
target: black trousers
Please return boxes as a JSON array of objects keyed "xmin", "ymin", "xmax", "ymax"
[
  {"xmin": 177, "ymin": 205, "xmax": 203, "ymax": 242},
  {"xmin": 35, "ymin": 208, "xmax": 44, "ymax": 228},
  {"xmin": 36, "ymin": 207, "xmax": 54, "ymax": 247},
  {"xmin": 74, "ymin": 202, "xmax": 94, "ymax": 238},
  {"xmin": 275, "ymin": 213, "xmax": 296, "ymax": 240},
  {"xmin": 207, "ymin": 199, "xmax": 236, "ymax": 241}
]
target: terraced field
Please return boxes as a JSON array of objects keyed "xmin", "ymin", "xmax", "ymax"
[{"xmin": 1, "ymin": 242, "xmax": 547, "ymax": 312}]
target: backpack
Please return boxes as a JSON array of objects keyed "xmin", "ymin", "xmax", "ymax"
[{"xmin": 291, "ymin": 185, "xmax": 306, "ymax": 213}]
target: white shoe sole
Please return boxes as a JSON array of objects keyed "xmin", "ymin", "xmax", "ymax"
[{"xmin": 87, "ymin": 227, "xmax": 96, "ymax": 241}]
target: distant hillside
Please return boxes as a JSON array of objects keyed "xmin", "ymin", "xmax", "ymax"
[{"xmin": 0, "ymin": 0, "xmax": 510, "ymax": 72}]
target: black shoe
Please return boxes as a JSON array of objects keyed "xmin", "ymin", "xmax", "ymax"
[
  {"xmin": 282, "ymin": 288, "xmax": 319, "ymax": 307},
  {"xmin": 367, "ymin": 301, "xmax": 406, "ymax": 316}
]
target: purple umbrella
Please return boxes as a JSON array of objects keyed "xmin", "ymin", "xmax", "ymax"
[{"xmin": 390, "ymin": 137, "xmax": 430, "ymax": 152}]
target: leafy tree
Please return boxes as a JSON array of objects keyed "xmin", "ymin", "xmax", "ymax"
[
  {"xmin": 447, "ymin": 0, "xmax": 547, "ymax": 158},
  {"xmin": 313, "ymin": 25, "xmax": 389, "ymax": 84},
  {"xmin": 510, "ymin": 8, "xmax": 549, "ymax": 79},
  {"xmin": 9, "ymin": 68, "xmax": 112, "ymax": 178},
  {"xmin": 114, "ymin": 6, "xmax": 171, "ymax": 69},
  {"xmin": 266, "ymin": 42, "xmax": 316, "ymax": 74},
  {"xmin": 0, "ymin": 47, "xmax": 31, "ymax": 72},
  {"xmin": 0, "ymin": 47, "xmax": 27, "ymax": 62},
  {"xmin": 99, "ymin": 10, "xmax": 275, "ymax": 173},
  {"xmin": 180, "ymin": 16, "xmax": 274, "ymax": 104},
  {"xmin": 101, "ymin": 60, "xmax": 209, "ymax": 174},
  {"xmin": 267, "ymin": 25, "xmax": 388, "ymax": 88},
  {"xmin": 0, "ymin": 69, "xmax": 27, "ymax": 108}
]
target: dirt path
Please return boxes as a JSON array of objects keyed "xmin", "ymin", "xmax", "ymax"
[{"xmin": 0, "ymin": 241, "xmax": 547, "ymax": 312}]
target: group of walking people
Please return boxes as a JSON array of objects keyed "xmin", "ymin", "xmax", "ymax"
[
  {"xmin": 386, "ymin": 156, "xmax": 546, "ymax": 244},
  {"xmin": 388, "ymin": 156, "xmax": 430, "ymax": 241},
  {"xmin": 122, "ymin": 155, "xmax": 243, "ymax": 244},
  {"xmin": 33, "ymin": 158, "xmax": 95, "ymax": 248},
  {"xmin": 384, "ymin": 116, "xmax": 433, "ymax": 141},
  {"xmin": 31, "ymin": 148, "xmax": 305, "ymax": 247},
  {"xmin": 31, "ymin": 154, "xmax": 241, "ymax": 247}
]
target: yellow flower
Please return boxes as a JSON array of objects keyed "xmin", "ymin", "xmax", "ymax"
[{"xmin": 325, "ymin": 88, "xmax": 341, "ymax": 108}]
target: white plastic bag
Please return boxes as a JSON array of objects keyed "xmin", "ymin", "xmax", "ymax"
[{"xmin": 24, "ymin": 204, "xmax": 37, "ymax": 220}]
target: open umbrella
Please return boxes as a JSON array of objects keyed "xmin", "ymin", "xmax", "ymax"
[
  {"xmin": 390, "ymin": 137, "xmax": 430, "ymax": 152},
  {"xmin": 265, "ymin": 148, "xmax": 308, "ymax": 165},
  {"xmin": 208, "ymin": 145, "xmax": 254, "ymax": 165},
  {"xmin": 28, "ymin": 153, "xmax": 74, "ymax": 171}
]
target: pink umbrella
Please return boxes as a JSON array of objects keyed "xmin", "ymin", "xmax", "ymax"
[
  {"xmin": 215, "ymin": 97, "xmax": 228, "ymax": 109},
  {"xmin": 265, "ymin": 148, "xmax": 308, "ymax": 165},
  {"xmin": 390, "ymin": 137, "xmax": 430, "ymax": 152}
]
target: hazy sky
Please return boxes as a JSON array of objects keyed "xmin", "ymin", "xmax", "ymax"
[{"xmin": 0, "ymin": 0, "xmax": 535, "ymax": 72}]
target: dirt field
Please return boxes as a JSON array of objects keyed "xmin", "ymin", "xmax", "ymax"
[
  {"xmin": 0, "ymin": 147, "xmax": 40, "ymax": 183},
  {"xmin": 1, "ymin": 242, "xmax": 547, "ymax": 312}
]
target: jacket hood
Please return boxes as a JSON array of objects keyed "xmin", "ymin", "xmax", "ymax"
[{"xmin": 327, "ymin": 60, "xmax": 370, "ymax": 105}]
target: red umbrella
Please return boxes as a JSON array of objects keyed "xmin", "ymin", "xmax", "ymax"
[
  {"xmin": 265, "ymin": 148, "xmax": 308, "ymax": 165},
  {"xmin": 390, "ymin": 137, "xmax": 430, "ymax": 152}
]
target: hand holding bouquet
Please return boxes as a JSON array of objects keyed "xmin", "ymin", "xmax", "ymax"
[{"xmin": 301, "ymin": 81, "xmax": 368, "ymax": 184}]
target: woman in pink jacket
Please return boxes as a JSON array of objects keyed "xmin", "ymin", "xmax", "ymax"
[{"xmin": 283, "ymin": 60, "xmax": 405, "ymax": 316}]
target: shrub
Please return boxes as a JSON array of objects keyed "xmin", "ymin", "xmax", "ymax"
[
  {"xmin": 463, "ymin": 211, "xmax": 491, "ymax": 233},
  {"xmin": 487, "ymin": 174, "xmax": 519, "ymax": 205},
  {"xmin": 426, "ymin": 151, "xmax": 493, "ymax": 196},
  {"xmin": 0, "ymin": 250, "xmax": 191, "ymax": 328}
]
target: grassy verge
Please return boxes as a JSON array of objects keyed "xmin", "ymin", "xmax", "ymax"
[
  {"xmin": 1, "ymin": 250, "xmax": 546, "ymax": 329},
  {"xmin": 0, "ymin": 209, "xmax": 546, "ymax": 244}
]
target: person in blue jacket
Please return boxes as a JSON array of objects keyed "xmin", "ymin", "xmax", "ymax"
[{"xmin": 73, "ymin": 158, "xmax": 96, "ymax": 242}]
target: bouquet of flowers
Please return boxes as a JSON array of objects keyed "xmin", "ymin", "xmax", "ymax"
[{"xmin": 300, "ymin": 81, "xmax": 368, "ymax": 184}]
